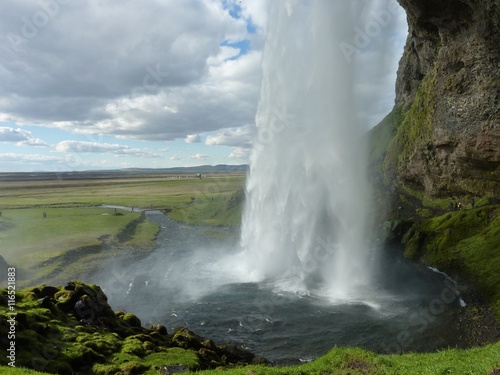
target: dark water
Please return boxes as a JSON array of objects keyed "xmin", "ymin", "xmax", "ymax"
[{"xmin": 91, "ymin": 211, "xmax": 464, "ymax": 361}]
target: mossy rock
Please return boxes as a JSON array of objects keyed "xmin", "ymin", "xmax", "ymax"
[
  {"xmin": 122, "ymin": 337, "xmax": 146, "ymax": 357},
  {"xmin": 121, "ymin": 313, "xmax": 142, "ymax": 328},
  {"xmin": 172, "ymin": 327, "xmax": 204, "ymax": 350},
  {"xmin": 0, "ymin": 281, "xmax": 260, "ymax": 373},
  {"xmin": 120, "ymin": 360, "xmax": 148, "ymax": 374},
  {"xmin": 149, "ymin": 323, "xmax": 168, "ymax": 335},
  {"xmin": 54, "ymin": 290, "xmax": 77, "ymax": 312}
]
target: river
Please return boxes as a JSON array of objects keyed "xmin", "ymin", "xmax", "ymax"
[{"xmin": 90, "ymin": 211, "xmax": 465, "ymax": 362}]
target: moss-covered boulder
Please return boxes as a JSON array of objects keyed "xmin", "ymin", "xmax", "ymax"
[{"xmin": 0, "ymin": 281, "xmax": 264, "ymax": 374}]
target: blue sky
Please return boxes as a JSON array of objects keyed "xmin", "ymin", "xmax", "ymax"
[{"xmin": 0, "ymin": 0, "xmax": 407, "ymax": 172}]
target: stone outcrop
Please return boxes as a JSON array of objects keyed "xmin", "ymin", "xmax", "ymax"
[
  {"xmin": 0, "ymin": 281, "xmax": 265, "ymax": 375},
  {"xmin": 386, "ymin": 0, "xmax": 499, "ymax": 197}
]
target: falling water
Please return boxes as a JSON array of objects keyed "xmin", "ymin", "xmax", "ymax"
[
  {"xmin": 93, "ymin": 2, "xmax": 464, "ymax": 359},
  {"xmin": 239, "ymin": 1, "xmax": 380, "ymax": 299}
]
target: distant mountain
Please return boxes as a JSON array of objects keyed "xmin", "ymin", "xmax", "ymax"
[{"xmin": 0, "ymin": 164, "xmax": 248, "ymax": 181}]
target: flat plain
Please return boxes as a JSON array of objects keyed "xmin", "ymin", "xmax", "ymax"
[{"xmin": 0, "ymin": 173, "xmax": 245, "ymax": 287}]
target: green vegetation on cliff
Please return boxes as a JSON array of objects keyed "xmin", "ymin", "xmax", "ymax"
[
  {"xmin": 168, "ymin": 188, "xmax": 244, "ymax": 228},
  {"xmin": 385, "ymin": 69, "xmax": 437, "ymax": 192},
  {"xmin": 403, "ymin": 203, "xmax": 500, "ymax": 318}
]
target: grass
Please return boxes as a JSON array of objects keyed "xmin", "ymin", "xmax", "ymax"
[
  {"xmin": 168, "ymin": 188, "xmax": 244, "ymax": 227},
  {"xmin": 0, "ymin": 175, "xmax": 245, "ymax": 210},
  {"xmin": 1, "ymin": 174, "xmax": 499, "ymax": 374},
  {"xmin": 0, "ymin": 174, "xmax": 245, "ymax": 287},
  {"xmin": 367, "ymin": 106, "xmax": 404, "ymax": 167},
  {"xmin": 200, "ymin": 344, "xmax": 500, "ymax": 374},
  {"xmin": 402, "ymin": 205, "xmax": 500, "ymax": 318},
  {"xmin": 0, "ymin": 207, "xmax": 159, "ymax": 287},
  {"xmin": 0, "ymin": 283, "xmax": 202, "ymax": 374},
  {"xmin": 2, "ymin": 342, "xmax": 499, "ymax": 375}
]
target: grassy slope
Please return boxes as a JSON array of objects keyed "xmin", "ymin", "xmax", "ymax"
[
  {"xmin": 2, "ymin": 343, "xmax": 499, "ymax": 375},
  {"xmin": 168, "ymin": 188, "xmax": 244, "ymax": 227},
  {"xmin": 403, "ymin": 204, "xmax": 500, "ymax": 318}
]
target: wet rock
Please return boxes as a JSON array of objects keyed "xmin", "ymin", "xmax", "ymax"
[
  {"xmin": 149, "ymin": 323, "xmax": 168, "ymax": 335},
  {"xmin": 159, "ymin": 365, "xmax": 188, "ymax": 374},
  {"xmin": 74, "ymin": 295, "xmax": 100, "ymax": 324},
  {"xmin": 172, "ymin": 327, "xmax": 204, "ymax": 350},
  {"xmin": 38, "ymin": 285, "xmax": 59, "ymax": 298},
  {"xmin": 198, "ymin": 347, "xmax": 221, "ymax": 365},
  {"xmin": 39, "ymin": 296, "xmax": 52, "ymax": 308},
  {"xmin": 217, "ymin": 344, "xmax": 256, "ymax": 365}
]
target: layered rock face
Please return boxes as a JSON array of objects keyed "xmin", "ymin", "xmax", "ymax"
[{"xmin": 388, "ymin": 0, "xmax": 499, "ymax": 197}]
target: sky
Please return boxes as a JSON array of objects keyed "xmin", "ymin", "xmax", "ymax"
[{"xmin": 0, "ymin": 0, "xmax": 408, "ymax": 172}]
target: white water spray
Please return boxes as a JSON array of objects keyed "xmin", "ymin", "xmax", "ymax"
[{"xmin": 238, "ymin": 0, "xmax": 388, "ymax": 299}]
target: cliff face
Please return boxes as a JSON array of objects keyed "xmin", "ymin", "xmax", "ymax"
[{"xmin": 386, "ymin": 0, "xmax": 500, "ymax": 197}]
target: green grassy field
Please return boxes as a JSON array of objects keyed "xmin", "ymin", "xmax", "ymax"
[
  {"xmin": 0, "ymin": 175, "xmax": 245, "ymax": 210},
  {"xmin": 0, "ymin": 174, "xmax": 245, "ymax": 287}
]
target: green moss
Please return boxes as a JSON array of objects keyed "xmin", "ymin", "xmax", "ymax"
[
  {"xmin": 403, "ymin": 205, "xmax": 500, "ymax": 318},
  {"xmin": 122, "ymin": 337, "xmax": 147, "ymax": 357},
  {"xmin": 385, "ymin": 70, "xmax": 438, "ymax": 188},
  {"xmin": 121, "ymin": 312, "xmax": 142, "ymax": 328},
  {"xmin": 368, "ymin": 106, "xmax": 404, "ymax": 167},
  {"xmin": 142, "ymin": 348, "xmax": 201, "ymax": 371}
]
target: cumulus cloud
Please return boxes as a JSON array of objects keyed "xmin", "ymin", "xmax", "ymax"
[
  {"xmin": 55, "ymin": 141, "xmax": 161, "ymax": 158},
  {"xmin": 0, "ymin": 0, "xmax": 408, "ymax": 172},
  {"xmin": 0, "ymin": 0, "xmax": 262, "ymax": 141},
  {"xmin": 190, "ymin": 153, "xmax": 208, "ymax": 160},
  {"xmin": 185, "ymin": 134, "xmax": 201, "ymax": 143},
  {"xmin": 205, "ymin": 126, "xmax": 253, "ymax": 148},
  {"xmin": 228, "ymin": 147, "xmax": 250, "ymax": 159},
  {"xmin": 0, "ymin": 127, "xmax": 49, "ymax": 147}
]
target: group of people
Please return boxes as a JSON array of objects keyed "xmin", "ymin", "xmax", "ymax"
[{"xmin": 449, "ymin": 198, "xmax": 475, "ymax": 212}]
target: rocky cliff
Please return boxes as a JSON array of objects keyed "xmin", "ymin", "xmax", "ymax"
[{"xmin": 385, "ymin": 0, "xmax": 499, "ymax": 197}]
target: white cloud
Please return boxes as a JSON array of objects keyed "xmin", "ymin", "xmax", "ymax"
[
  {"xmin": 229, "ymin": 147, "xmax": 250, "ymax": 159},
  {"xmin": 0, "ymin": 127, "xmax": 48, "ymax": 147},
  {"xmin": 0, "ymin": 0, "xmax": 261, "ymax": 141},
  {"xmin": 170, "ymin": 155, "xmax": 181, "ymax": 161},
  {"xmin": 185, "ymin": 134, "xmax": 201, "ymax": 143},
  {"xmin": 0, "ymin": 153, "xmax": 62, "ymax": 163},
  {"xmin": 190, "ymin": 153, "xmax": 208, "ymax": 160},
  {"xmin": 0, "ymin": 0, "xmax": 410, "ymax": 172},
  {"xmin": 205, "ymin": 126, "xmax": 253, "ymax": 148},
  {"xmin": 237, "ymin": 0, "xmax": 269, "ymax": 31},
  {"xmin": 55, "ymin": 141, "xmax": 161, "ymax": 158}
]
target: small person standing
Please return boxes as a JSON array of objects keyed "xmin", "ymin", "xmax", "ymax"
[{"xmin": 471, "ymin": 197, "xmax": 475, "ymax": 209}]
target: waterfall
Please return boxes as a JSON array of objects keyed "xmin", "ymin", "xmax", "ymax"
[{"xmin": 238, "ymin": 0, "xmax": 383, "ymax": 299}]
